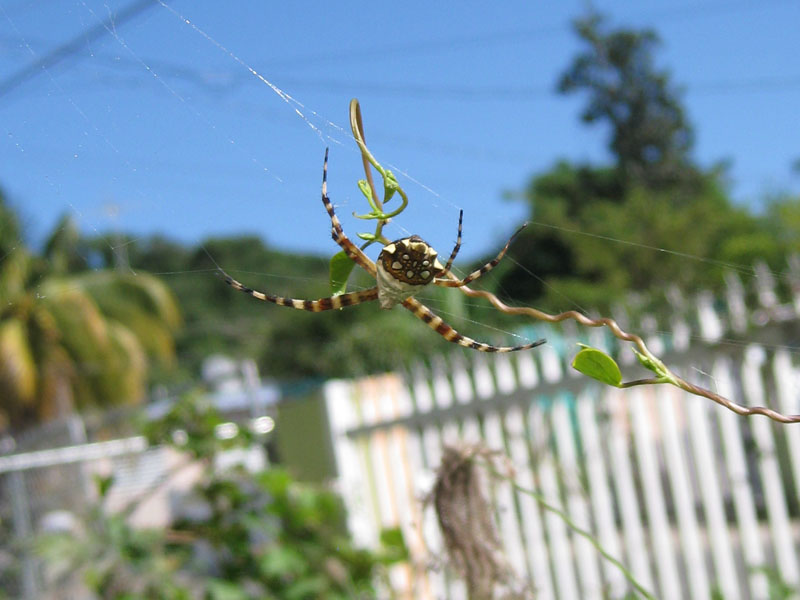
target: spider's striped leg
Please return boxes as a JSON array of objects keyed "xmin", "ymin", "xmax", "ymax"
[
  {"xmin": 435, "ymin": 222, "xmax": 527, "ymax": 288},
  {"xmin": 402, "ymin": 297, "xmax": 545, "ymax": 353},
  {"xmin": 321, "ymin": 148, "xmax": 377, "ymax": 277},
  {"xmin": 438, "ymin": 209, "xmax": 463, "ymax": 275},
  {"xmin": 223, "ymin": 270, "xmax": 378, "ymax": 311}
]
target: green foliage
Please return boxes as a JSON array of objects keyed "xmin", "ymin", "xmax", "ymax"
[
  {"xmin": 765, "ymin": 193, "xmax": 800, "ymax": 256},
  {"xmin": 479, "ymin": 14, "xmax": 797, "ymax": 314},
  {"xmin": 487, "ymin": 140, "xmax": 792, "ymax": 314},
  {"xmin": 754, "ymin": 566, "xmax": 799, "ymax": 600},
  {"xmin": 0, "ymin": 188, "xmax": 23, "ymax": 261},
  {"xmin": 0, "ymin": 202, "xmax": 181, "ymax": 430},
  {"xmin": 571, "ymin": 343, "xmax": 675, "ymax": 389},
  {"xmin": 178, "ymin": 467, "xmax": 395, "ymax": 600},
  {"xmin": 559, "ymin": 13, "xmax": 696, "ymax": 189},
  {"xmin": 40, "ymin": 395, "xmax": 404, "ymax": 599},
  {"xmin": 44, "ymin": 215, "xmax": 86, "ymax": 274},
  {"xmin": 488, "ymin": 161, "xmax": 777, "ymax": 311},
  {"xmin": 142, "ymin": 392, "xmax": 254, "ymax": 459},
  {"xmin": 38, "ymin": 475, "xmax": 191, "ymax": 600},
  {"xmin": 89, "ymin": 230, "xmax": 444, "ymax": 382},
  {"xmin": 328, "ymin": 251, "xmax": 356, "ymax": 296},
  {"xmin": 571, "ymin": 345, "xmax": 622, "ymax": 387}
]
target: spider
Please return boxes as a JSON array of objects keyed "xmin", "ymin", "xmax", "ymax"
[{"xmin": 221, "ymin": 150, "xmax": 546, "ymax": 353}]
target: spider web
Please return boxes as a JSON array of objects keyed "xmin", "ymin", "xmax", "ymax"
[{"xmin": 2, "ymin": 0, "xmax": 800, "ymax": 382}]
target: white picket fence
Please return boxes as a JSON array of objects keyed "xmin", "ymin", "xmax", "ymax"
[{"xmin": 324, "ymin": 262, "xmax": 800, "ymax": 600}]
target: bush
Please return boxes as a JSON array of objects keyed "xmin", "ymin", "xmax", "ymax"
[{"xmin": 39, "ymin": 395, "xmax": 405, "ymax": 599}]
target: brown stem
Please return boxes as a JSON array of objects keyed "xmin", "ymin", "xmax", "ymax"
[
  {"xmin": 677, "ymin": 376, "xmax": 800, "ymax": 424},
  {"xmin": 349, "ymin": 98, "xmax": 381, "ymax": 210}
]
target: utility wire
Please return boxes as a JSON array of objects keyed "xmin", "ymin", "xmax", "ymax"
[
  {"xmin": 0, "ymin": 0, "xmax": 159, "ymax": 100},
  {"xmin": 37, "ymin": 64, "xmax": 800, "ymax": 100},
  {"xmin": 239, "ymin": 0, "xmax": 798, "ymax": 69},
  {"xmin": 3, "ymin": 0, "xmax": 797, "ymax": 101},
  {"xmin": 2, "ymin": 0, "xmax": 793, "ymax": 92}
]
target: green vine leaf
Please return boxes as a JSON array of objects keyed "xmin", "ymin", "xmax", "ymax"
[
  {"xmin": 383, "ymin": 170, "xmax": 398, "ymax": 203},
  {"xmin": 633, "ymin": 348, "xmax": 660, "ymax": 374},
  {"xmin": 353, "ymin": 210, "xmax": 382, "ymax": 220},
  {"xmin": 357, "ymin": 179, "xmax": 378, "ymax": 210},
  {"xmin": 378, "ymin": 527, "xmax": 409, "ymax": 564},
  {"xmin": 572, "ymin": 344, "xmax": 622, "ymax": 387},
  {"xmin": 93, "ymin": 474, "xmax": 114, "ymax": 499},
  {"xmin": 632, "ymin": 348, "xmax": 676, "ymax": 384},
  {"xmin": 329, "ymin": 251, "xmax": 355, "ymax": 296}
]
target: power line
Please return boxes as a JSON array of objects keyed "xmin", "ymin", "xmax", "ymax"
[
  {"xmin": 0, "ymin": 0, "xmax": 159, "ymax": 100},
  {"xmin": 41, "ymin": 64, "xmax": 800, "ymax": 101},
  {"xmin": 265, "ymin": 76, "xmax": 800, "ymax": 100},
  {"xmin": 3, "ymin": 0, "xmax": 793, "ymax": 89},
  {"xmin": 2, "ymin": 0, "xmax": 796, "ymax": 103},
  {"xmin": 247, "ymin": 0, "xmax": 796, "ymax": 69}
]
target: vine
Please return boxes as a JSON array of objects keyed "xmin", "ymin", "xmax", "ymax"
[{"xmin": 340, "ymin": 98, "xmax": 800, "ymax": 424}]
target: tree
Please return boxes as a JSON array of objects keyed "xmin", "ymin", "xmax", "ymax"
[
  {"xmin": 0, "ymin": 201, "xmax": 181, "ymax": 430},
  {"xmin": 477, "ymin": 16, "xmax": 791, "ymax": 312},
  {"xmin": 558, "ymin": 14, "xmax": 697, "ymax": 189}
]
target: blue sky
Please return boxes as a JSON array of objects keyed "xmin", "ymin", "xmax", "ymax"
[{"xmin": 1, "ymin": 0, "xmax": 799, "ymax": 265}]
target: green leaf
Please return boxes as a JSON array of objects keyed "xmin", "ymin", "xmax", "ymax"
[
  {"xmin": 329, "ymin": 252, "xmax": 355, "ymax": 296},
  {"xmin": 632, "ymin": 348, "xmax": 661, "ymax": 373},
  {"xmin": 207, "ymin": 579, "xmax": 249, "ymax": 600},
  {"xmin": 352, "ymin": 210, "xmax": 382, "ymax": 220},
  {"xmin": 572, "ymin": 345, "xmax": 622, "ymax": 387},
  {"xmin": 93, "ymin": 474, "xmax": 114, "ymax": 499},
  {"xmin": 357, "ymin": 179, "xmax": 372, "ymax": 201},
  {"xmin": 285, "ymin": 575, "xmax": 328, "ymax": 600},
  {"xmin": 383, "ymin": 170, "xmax": 398, "ymax": 203},
  {"xmin": 260, "ymin": 547, "xmax": 307, "ymax": 578},
  {"xmin": 632, "ymin": 348, "xmax": 675, "ymax": 384},
  {"xmin": 357, "ymin": 179, "xmax": 380, "ymax": 213},
  {"xmin": 378, "ymin": 527, "xmax": 409, "ymax": 564},
  {"xmin": 0, "ymin": 319, "xmax": 36, "ymax": 402}
]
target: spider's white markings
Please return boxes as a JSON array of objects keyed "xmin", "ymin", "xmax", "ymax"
[
  {"xmin": 221, "ymin": 149, "xmax": 546, "ymax": 353},
  {"xmin": 376, "ymin": 236, "xmax": 444, "ymax": 309}
]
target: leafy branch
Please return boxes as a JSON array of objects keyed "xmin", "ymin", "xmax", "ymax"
[{"xmin": 340, "ymin": 99, "xmax": 800, "ymax": 424}]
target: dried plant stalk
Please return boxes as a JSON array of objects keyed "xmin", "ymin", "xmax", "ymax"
[{"xmin": 431, "ymin": 444, "xmax": 531, "ymax": 600}]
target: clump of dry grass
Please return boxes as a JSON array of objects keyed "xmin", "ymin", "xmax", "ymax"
[{"xmin": 431, "ymin": 443, "xmax": 532, "ymax": 600}]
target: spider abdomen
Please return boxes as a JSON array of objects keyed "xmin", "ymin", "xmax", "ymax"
[{"xmin": 376, "ymin": 236, "xmax": 442, "ymax": 309}]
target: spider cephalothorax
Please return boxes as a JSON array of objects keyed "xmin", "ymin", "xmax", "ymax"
[{"xmin": 221, "ymin": 150, "xmax": 545, "ymax": 353}]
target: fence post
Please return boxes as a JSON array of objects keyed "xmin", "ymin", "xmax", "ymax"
[
  {"xmin": 724, "ymin": 271, "xmax": 748, "ymax": 333},
  {"xmin": 66, "ymin": 414, "xmax": 90, "ymax": 499},
  {"xmin": 9, "ymin": 470, "xmax": 38, "ymax": 599},
  {"xmin": 712, "ymin": 355, "xmax": 769, "ymax": 597},
  {"xmin": 741, "ymin": 345, "xmax": 800, "ymax": 587},
  {"xmin": 628, "ymin": 387, "xmax": 681, "ymax": 598}
]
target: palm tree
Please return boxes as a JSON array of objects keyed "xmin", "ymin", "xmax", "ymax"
[{"xmin": 0, "ymin": 200, "xmax": 181, "ymax": 430}]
